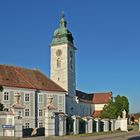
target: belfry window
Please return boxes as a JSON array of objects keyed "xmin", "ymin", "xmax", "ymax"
[{"xmin": 57, "ymin": 58, "xmax": 61, "ymax": 68}]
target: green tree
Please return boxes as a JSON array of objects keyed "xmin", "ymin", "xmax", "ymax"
[
  {"xmin": 114, "ymin": 95, "xmax": 129, "ymax": 117},
  {"xmin": 0, "ymin": 103, "xmax": 4, "ymax": 111},
  {"xmin": 100, "ymin": 95, "xmax": 129, "ymax": 119},
  {"xmin": 100, "ymin": 100, "xmax": 117, "ymax": 119}
]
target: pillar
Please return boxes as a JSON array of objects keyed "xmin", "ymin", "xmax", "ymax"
[
  {"xmin": 58, "ymin": 113, "xmax": 67, "ymax": 136},
  {"xmin": 14, "ymin": 111, "xmax": 23, "ymax": 137},
  {"xmin": 102, "ymin": 119, "xmax": 109, "ymax": 132},
  {"xmin": 94, "ymin": 119, "xmax": 100, "ymax": 132},
  {"xmin": 14, "ymin": 118, "xmax": 22, "ymax": 137},
  {"xmin": 44, "ymin": 96, "xmax": 57, "ymax": 137},
  {"xmin": 12, "ymin": 93, "xmax": 25, "ymax": 137},
  {"xmin": 71, "ymin": 115, "xmax": 80, "ymax": 135},
  {"xmin": 82, "ymin": 116, "xmax": 93, "ymax": 133},
  {"xmin": 110, "ymin": 119, "xmax": 115, "ymax": 131},
  {"xmin": 88, "ymin": 117, "xmax": 93, "ymax": 133},
  {"xmin": 45, "ymin": 110, "xmax": 55, "ymax": 136}
]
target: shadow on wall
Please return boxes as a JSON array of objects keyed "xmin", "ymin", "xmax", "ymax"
[{"xmin": 128, "ymin": 136, "xmax": 140, "ymax": 140}]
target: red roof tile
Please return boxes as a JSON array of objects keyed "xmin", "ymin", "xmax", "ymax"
[
  {"xmin": 0, "ymin": 65, "xmax": 66, "ymax": 92},
  {"xmin": 92, "ymin": 92, "xmax": 112, "ymax": 104}
]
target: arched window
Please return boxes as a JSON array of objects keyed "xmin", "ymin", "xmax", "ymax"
[{"xmin": 57, "ymin": 58, "xmax": 61, "ymax": 68}]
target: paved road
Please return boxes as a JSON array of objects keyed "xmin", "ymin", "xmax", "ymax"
[
  {"xmin": 57, "ymin": 132, "xmax": 140, "ymax": 140},
  {"xmin": 0, "ymin": 131, "xmax": 140, "ymax": 140}
]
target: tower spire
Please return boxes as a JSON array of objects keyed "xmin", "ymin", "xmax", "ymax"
[
  {"xmin": 61, "ymin": 11, "xmax": 65, "ymax": 18},
  {"xmin": 60, "ymin": 11, "xmax": 67, "ymax": 28},
  {"xmin": 51, "ymin": 12, "xmax": 74, "ymax": 46}
]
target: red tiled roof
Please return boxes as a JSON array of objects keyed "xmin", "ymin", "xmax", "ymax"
[
  {"xmin": 92, "ymin": 92, "xmax": 112, "ymax": 104},
  {"xmin": 0, "ymin": 65, "xmax": 66, "ymax": 92},
  {"xmin": 76, "ymin": 90, "xmax": 112, "ymax": 104},
  {"xmin": 92, "ymin": 110, "xmax": 102, "ymax": 118}
]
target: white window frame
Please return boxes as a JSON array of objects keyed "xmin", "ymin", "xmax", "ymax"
[
  {"xmin": 4, "ymin": 92, "xmax": 9, "ymax": 101},
  {"xmin": 25, "ymin": 93, "xmax": 30, "ymax": 102},
  {"xmin": 25, "ymin": 109, "xmax": 29, "ymax": 116},
  {"xmin": 39, "ymin": 109, "xmax": 43, "ymax": 117},
  {"xmin": 25, "ymin": 123, "xmax": 30, "ymax": 128},
  {"xmin": 39, "ymin": 94, "xmax": 43, "ymax": 103},
  {"xmin": 58, "ymin": 95, "xmax": 64, "ymax": 112},
  {"xmin": 39, "ymin": 122, "xmax": 43, "ymax": 128}
]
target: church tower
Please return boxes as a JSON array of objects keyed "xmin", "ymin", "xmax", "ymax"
[{"xmin": 50, "ymin": 13, "xmax": 76, "ymax": 98}]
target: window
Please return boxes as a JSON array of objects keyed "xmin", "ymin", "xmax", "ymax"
[
  {"xmin": 57, "ymin": 58, "xmax": 61, "ymax": 68},
  {"xmin": 4, "ymin": 108, "xmax": 8, "ymax": 112},
  {"xmin": 58, "ymin": 96, "xmax": 63, "ymax": 112},
  {"xmin": 39, "ymin": 122, "xmax": 43, "ymax": 128},
  {"xmin": 58, "ymin": 96, "xmax": 63, "ymax": 107},
  {"xmin": 25, "ymin": 123, "xmax": 29, "ymax": 128},
  {"xmin": 39, "ymin": 95, "xmax": 43, "ymax": 103},
  {"xmin": 39, "ymin": 109, "xmax": 43, "ymax": 116},
  {"xmin": 59, "ymin": 109, "xmax": 62, "ymax": 112},
  {"xmin": 18, "ymin": 111, "xmax": 22, "ymax": 117},
  {"xmin": 25, "ymin": 109, "xmax": 29, "ymax": 116},
  {"xmin": 4, "ymin": 92, "xmax": 9, "ymax": 100},
  {"xmin": 25, "ymin": 94, "xmax": 29, "ymax": 102}
]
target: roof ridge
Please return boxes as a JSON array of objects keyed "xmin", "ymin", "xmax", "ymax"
[
  {"xmin": 0, "ymin": 64, "xmax": 39, "ymax": 73},
  {"xmin": 91, "ymin": 91, "xmax": 112, "ymax": 94}
]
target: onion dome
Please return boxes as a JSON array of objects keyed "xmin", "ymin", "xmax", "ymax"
[{"xmin": 51, "ymin": 12, "xmax": 74, "ymax": 46}]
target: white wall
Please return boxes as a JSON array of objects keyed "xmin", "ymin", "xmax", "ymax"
[
  {"xmin": 0, "ymin": 114, "xmax": 14, "ymax": 136},
  {"xmin": 94, "ymin": 104, "xmax": 106, "ymax": 111}
]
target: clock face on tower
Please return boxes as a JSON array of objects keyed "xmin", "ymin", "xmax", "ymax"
[{"xmin": 56, "ymin": 49, "xmax": 62, "ymax": 57}]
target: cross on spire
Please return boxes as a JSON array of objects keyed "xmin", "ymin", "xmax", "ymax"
[
  {"xmin": 60, "ymin": 11, "xmax": 67, "ymax": 28},
  {"xmin": 61, "ymin": 11, "xmax": 65, "ymax": 18}
]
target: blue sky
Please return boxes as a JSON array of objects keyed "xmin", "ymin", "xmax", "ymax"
[{"xmin": 0, "ymin": 0, "xmax": 140, "ymax": 113}]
